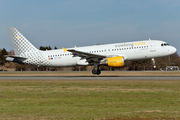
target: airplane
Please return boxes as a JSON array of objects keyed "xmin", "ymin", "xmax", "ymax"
[{"xmin": 6, "ymin": 27, "xmax": 177, "ymax": 75}]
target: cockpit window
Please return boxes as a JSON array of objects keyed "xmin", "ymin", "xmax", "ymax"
[{"xmin": 161, "ymin": 43, "xmax": 169, "ymax": 46}]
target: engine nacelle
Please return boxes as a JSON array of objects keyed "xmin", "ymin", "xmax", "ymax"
[{"xmin": 100, "ymin": 56, "xmax": 126, "ymax": 67}]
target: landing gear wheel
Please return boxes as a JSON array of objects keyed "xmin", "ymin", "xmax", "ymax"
[
  {"xmin": 92, "ymin": 64, "xmax": 101, "ymax": 75},
  {"xmin": 96, "ymin": 69, "xmax": 101, "ymax": 75},
  {"xmin": 92, "ymin": 69, "xmax": 101, "ymax": 75},
  {"xmin": 92, "ymin": 69, "xmax": 96, "ymax": 74}
]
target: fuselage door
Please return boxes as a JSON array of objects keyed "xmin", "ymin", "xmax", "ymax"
[{"xmin": 150, "ymin": 41, "xmax": 156, "ymax": 52}]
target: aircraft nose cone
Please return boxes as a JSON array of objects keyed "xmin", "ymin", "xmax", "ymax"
[
  {"xmin": 173, "ymin": 47, "xmax": 177, "ymax": 53},
  {"xmin": 172, "ymin": 47, "xmax": 177, "ymax": 54}
]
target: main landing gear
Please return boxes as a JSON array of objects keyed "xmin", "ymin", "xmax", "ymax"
[{"xmin": 92, "ymin": 64, "xmax": 101, "ymax": 75}]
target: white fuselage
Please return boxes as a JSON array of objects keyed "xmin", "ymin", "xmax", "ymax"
[{"xmin": 29, "ymin": 40, "xmax": 176, "ymax": 67}]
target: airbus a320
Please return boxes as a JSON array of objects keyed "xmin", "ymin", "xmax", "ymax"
[{"xmin": 6, "ymin": 28, "xmax": 177, "ymax": 75}]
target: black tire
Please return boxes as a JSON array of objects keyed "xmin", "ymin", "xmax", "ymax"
[
  {"xmin": 96, "ymin": 69, "xmax": 101, "ymax": 75},
  {"xmin": 92, "ymin": 69, "xmax": 101, "ymax": 75},
  {"xmin": 92, "ymin": 69, "xmax": 96, "ymax": 74}
]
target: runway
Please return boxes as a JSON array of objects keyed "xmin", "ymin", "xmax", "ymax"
[{"xmin": 0, "ymin": 76, "xmax": 180, "ymax": 80}]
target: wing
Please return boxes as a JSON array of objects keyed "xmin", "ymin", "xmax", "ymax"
[{"xmin": 63, "ymin": 48, "xmax": 106, "ymax": 64}]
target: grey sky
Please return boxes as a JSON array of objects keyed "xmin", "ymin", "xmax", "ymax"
[{"xmin": 1, "ymin": 0, "xmax": 180, "ymax": 54}]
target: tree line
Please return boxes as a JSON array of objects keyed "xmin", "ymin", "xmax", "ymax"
[{"xmin": 0, "ymin": 47, "xmax": 180, "ymax": 71}]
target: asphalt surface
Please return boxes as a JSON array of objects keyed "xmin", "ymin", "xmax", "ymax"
[{"xmin": 0, "ymin": 76, "xmax": 179, "ymax": 80}]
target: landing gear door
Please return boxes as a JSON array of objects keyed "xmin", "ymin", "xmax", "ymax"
[{"xmin": 150, "ymin": 41, "xmax": 156, "ymax": 52}]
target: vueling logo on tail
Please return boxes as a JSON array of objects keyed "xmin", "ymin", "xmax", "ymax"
[{"xmin": 17, "ymin": 36, "xmax": 20, "ymax": 39}]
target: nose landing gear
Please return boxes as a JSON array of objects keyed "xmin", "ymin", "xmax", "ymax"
[{"xmin": 152, "ymin": 58, "xmax": 156, "ymax": 68}]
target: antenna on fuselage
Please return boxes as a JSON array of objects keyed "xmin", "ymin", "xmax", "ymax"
[{"xmin": 149, "ymin": 38, "xmax": 151, "ymax": 41}]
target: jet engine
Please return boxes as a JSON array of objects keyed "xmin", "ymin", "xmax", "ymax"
[{"xmin": 100, "ymin": 56, "xmax": 126, "ymax": 67}]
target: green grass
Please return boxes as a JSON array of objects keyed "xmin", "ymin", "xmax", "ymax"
[{"xmin": 0, "ymin": 80, "xmax": 180, "ymax": 120}]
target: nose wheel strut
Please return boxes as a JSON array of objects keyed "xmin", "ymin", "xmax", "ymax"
[{"xmin": 152, "ymin": 58, "xmax": 156, "ymax": 68}]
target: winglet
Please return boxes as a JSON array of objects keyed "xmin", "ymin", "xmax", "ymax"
[{"xmin": 62, "ymin": 47, "xmax": 68, "ymax": 53}]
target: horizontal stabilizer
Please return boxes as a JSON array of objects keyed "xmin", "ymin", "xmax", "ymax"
[{"xmin": 5, "ymin": 55, "xmax": 27, "ymax": 60}]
